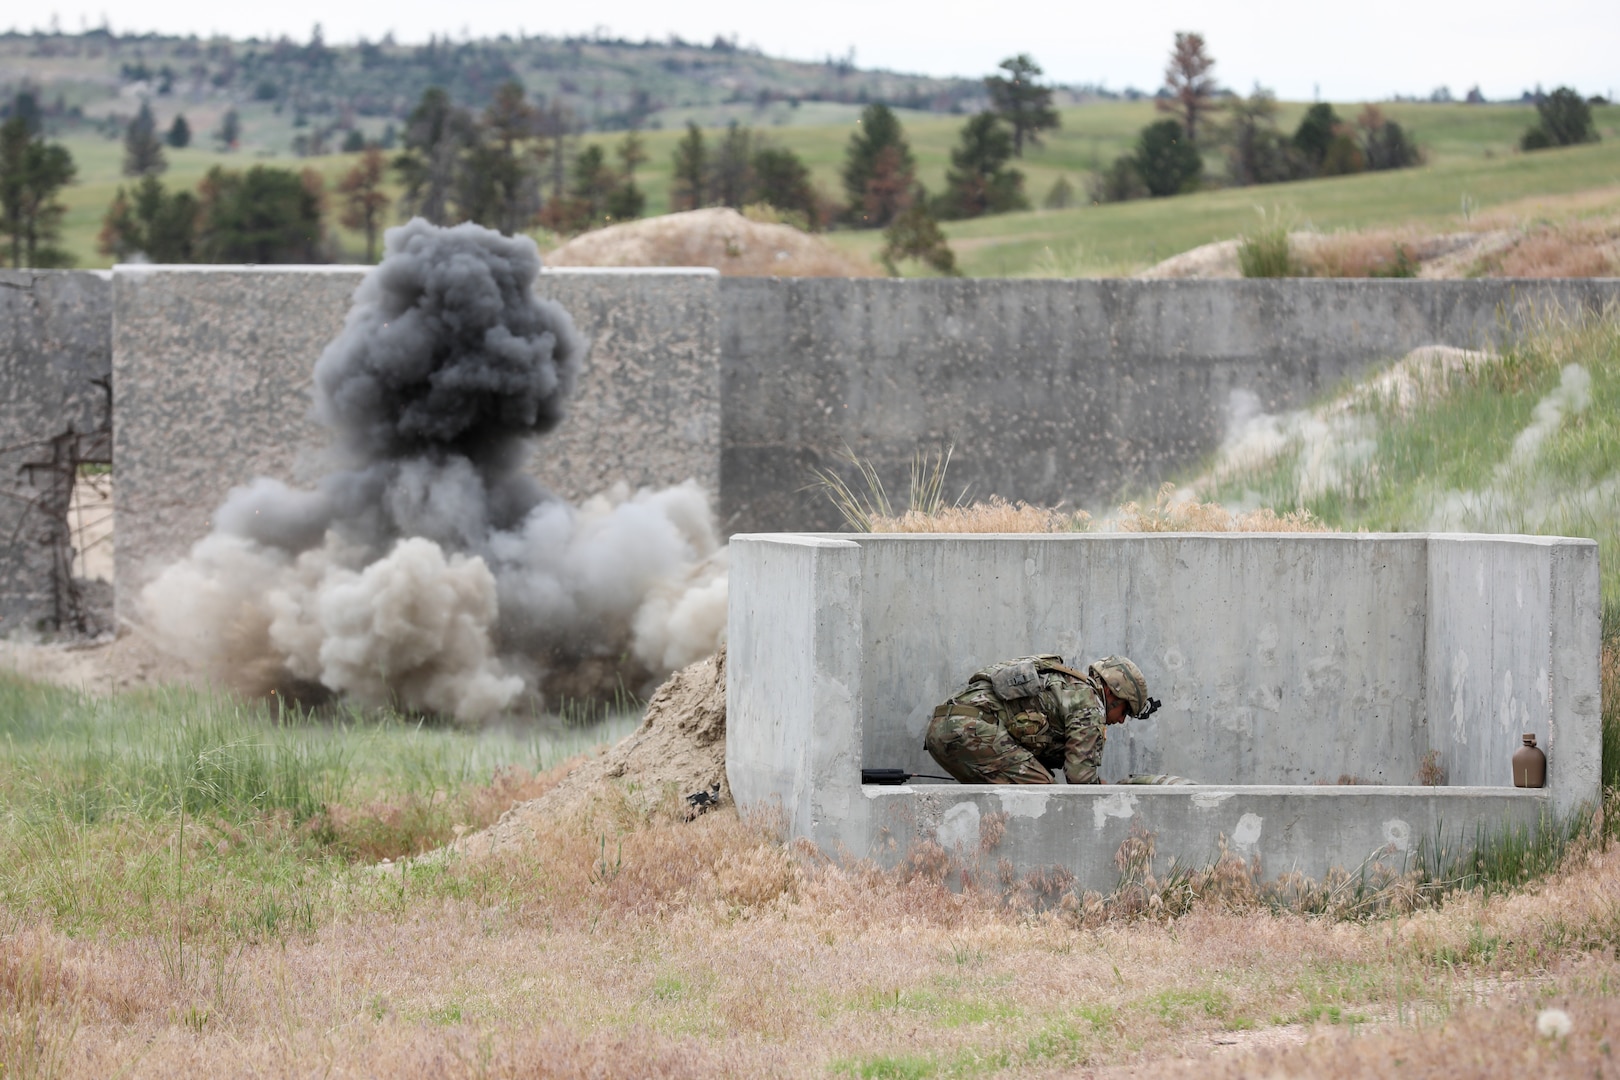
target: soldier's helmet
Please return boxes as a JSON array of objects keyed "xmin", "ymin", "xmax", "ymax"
[{"xmin": 1089, "ymin": 656, "xmax": 1151, "ymax": 717}]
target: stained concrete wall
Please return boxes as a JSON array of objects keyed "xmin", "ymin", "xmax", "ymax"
[
  {"xmin": 720, "ymin": 278, "xmax": 1620, "ymax": 532},
  {"xmin": 0, "ymin": 270, "xmax": 112, "ymax": 634},
  {"xmin": 7, "ymin": 271, "xmax": 1619, "ymax": 633},
  {"xmin": 726, "ymin": 533, "xmax": 1599, "ymax": 889},
  {"xmin": 111, "ymin": 265, "xmax": 720, "ymax": 614}
]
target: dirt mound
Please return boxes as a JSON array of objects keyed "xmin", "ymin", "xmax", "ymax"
[
  {"xmin": 545, "ymin": 207, "xmax": 878, "ymax": 277},
  {"xmin": 467, "ymin": 647, "xmax": 729, "ymax": 854},
  {"xmin": 1137, "ymin": 218, "xmax": 1620, "ymax": 280}
]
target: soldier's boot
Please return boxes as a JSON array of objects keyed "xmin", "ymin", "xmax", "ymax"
[{"xmin": 924, "ymin": 710, "xmax": 1054, "ymax": 784}]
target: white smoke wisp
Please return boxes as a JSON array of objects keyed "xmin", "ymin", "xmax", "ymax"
[
  {"xmin": 140, "ymin": 220, "xmax": 728, "ymax": 722},
  {"xmin": 1193, "ymin": 346, "xmax": 1497, "ymax": 508},
  {"xmin": 1429, "ymin": 363, "xmax": 1594, "ymax": 532}
]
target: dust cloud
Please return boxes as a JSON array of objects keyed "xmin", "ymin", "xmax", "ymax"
[{"xmin": 141, "ymin": 220, "xmax": 727, "ymax": 721}]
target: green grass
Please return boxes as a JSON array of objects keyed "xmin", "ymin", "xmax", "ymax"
[
  {"xmin": 40, "ymin": 101, "xmax": 1620, "ymax": 272},
  {"xmin": 0, "ymin": 672, "xmax": 636, "ymax": 940}
]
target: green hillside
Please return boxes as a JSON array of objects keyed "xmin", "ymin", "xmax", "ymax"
[{"xmin": 41, "ymin": 99, "xmax": 1618, "ymax": 271}]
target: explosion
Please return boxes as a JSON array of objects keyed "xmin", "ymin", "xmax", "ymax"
[{"xmin": 141, "ymin": 220, "xmax": 728, "ymax": 721}]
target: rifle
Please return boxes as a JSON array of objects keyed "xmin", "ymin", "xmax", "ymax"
[{"xmin": 860, "ymin": 768, "xmax": 956, "ymax": 785}]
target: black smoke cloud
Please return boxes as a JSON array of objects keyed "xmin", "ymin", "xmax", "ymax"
[{"xmin": 143, "ymin": 220, "xmax": 728, "ymax": 720}]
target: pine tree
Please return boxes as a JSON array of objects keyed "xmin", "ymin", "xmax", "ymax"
[
  {"xmin": 842, "ymin": 104, "xmax": 915, "ymax": 227},
  {"xmin": 1157, "ymin": 32, "xmax": 1219, "ymax": 146},
  {"xmin": 1134, "ymin": 119, "xmax": 1202, "ymax": 197},
  {"xmin": 710, "ymin": 122, "xmax": 755, "ymax": 208},
  {"xmin": 165, "ymin": 114, "xmax": 191, "ymax": 149},
  {"xmin": 338, "ymin": 147, "xmax": 390, "ymax": 262},
  {"xmin": 937, "ymin": 113, "xmax": 1028, "ymax": 219},
  {"xmin": 671, "ymin": 122, "xmax": 707, "ymax": 211},
  {"xmin": 880, "ymin": 188, "xmax": 958, "ymax": 277},
  {"xmin": 98, "ymin": 175, "xmax": 198, "ymax": 262},
  {"xmin": 215, "ymin": 109, "xmax": 241, "ymax": 151},
  {"xmin": 606, "ymin": 130, "xmax": 648, "ymax": 221},
  {"xmin": 196, "ymin": 165, "xmax": 326, "ymax": 263},
  {"xmin": 393, "ymin": 87, "xmax": 475, "ymax": 225},
  {"xmin": 984, "ymin": 54, "xmax": 1059, "ymax": 157},
  {"xmin": 752, "ymin": 145, "xmax": 819, "ymax": 228},
  {"xmin": 456, "ymin": 81, "xmax": 543, "ymax": 235},
  {"xmin": 1, "ymin": 116, "xmax": 78, "ymax": 267},
  {"xmin": 123, "ymin": 101, "xmax": 167, "ymax": 177}
]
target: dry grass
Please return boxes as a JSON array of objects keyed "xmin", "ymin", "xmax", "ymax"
[
  {"xmin": 1114, "ymin": 484, "xmax": 1328, "ymax": 533},
  {"xmin": 1140, "ymin": 186, "xmax": 1620, "ymax": 280},
  {"xmin": 867, "ymin": 496, "xmax": 1091, "ymax": 534},
  {"xmin": 544, "ymin": 206, "xmax": 880, "ymax": 277},
  {"xmin": 7, "ymin": 768, "xmax": 1618, "ymax": 1078}
]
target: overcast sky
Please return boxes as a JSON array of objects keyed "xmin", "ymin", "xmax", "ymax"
[{"xmin": 27, "ymin": 1, "xmax": 1620, "ymax": 102}]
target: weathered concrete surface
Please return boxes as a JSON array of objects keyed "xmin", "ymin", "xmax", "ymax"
[
  {"xmin": 726, "ymin": 532, "xmax": 1600, "ymax": 885},
  {"xmin": 0, "ymin": 270, "xmax": 112, "ymax": 634},
  {"xmin": 866, "ymin": 784, "xmax": 1550, "ymax": 894},
  {"xmin": 720, "ymin": 278, "xmax": 1620, "ymax": 532},
  {"xmin": 111, "ymin": 265, "xmax": 721, "ymax": 617}
]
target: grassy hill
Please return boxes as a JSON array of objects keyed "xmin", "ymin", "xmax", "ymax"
[{"xmin": 44, "ymin": 99, "xmax": 1620, "ymax": 272}]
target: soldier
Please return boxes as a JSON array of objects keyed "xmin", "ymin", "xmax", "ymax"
[{"xmin": 923, "ymin": 654, "xmax": 1162, "ymax": 785}]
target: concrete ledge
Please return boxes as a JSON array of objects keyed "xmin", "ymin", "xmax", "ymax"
[{"xmin": 864, "ymin": 784, "xmax": 1552, "ymax": 892}]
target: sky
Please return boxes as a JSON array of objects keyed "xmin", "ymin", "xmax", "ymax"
[{"xmin": 27, "ymin": 1, "xmax": 1620, "ymax": 102}]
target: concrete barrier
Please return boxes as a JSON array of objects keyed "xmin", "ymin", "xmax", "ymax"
[
  {"xmin": 5, "ymin": 270, "xmax": 1618, "ymax": 634},
  {"xmin": 0, "ymin": 269, "xmax": 112, "ymax": 634},
  {"xmin": 726, "ymin": 533, "xmax": 1599, "ymax": 890},
  {"xmin": 720, "ymin": 278, "xmax": 1620, "ymax": 531}
]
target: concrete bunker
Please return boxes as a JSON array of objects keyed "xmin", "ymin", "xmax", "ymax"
[{"xmin": 726, "ymin": 532, "xmax": 1600, "ymax": 892}]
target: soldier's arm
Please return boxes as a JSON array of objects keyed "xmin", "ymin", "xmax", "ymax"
[{"xmin": 1055, "ymin": 681, "xmax": 1108, "ymax": 784}]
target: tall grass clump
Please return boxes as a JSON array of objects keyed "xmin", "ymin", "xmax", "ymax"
[{"xmin": 1237, "ymin": 207, "xmax": 1296, "ymax": 278}]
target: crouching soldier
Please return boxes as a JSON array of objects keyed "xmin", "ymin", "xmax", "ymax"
[{"xmin": 924, "ymin": 655, "xmax": 1166, "ymax": 785}]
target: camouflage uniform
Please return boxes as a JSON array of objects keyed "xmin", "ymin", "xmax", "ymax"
[{"xmin": 924, "ymin": 655, "xmax": 1110, "ymax": 785}]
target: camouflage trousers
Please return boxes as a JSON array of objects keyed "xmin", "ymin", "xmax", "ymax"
[
  {"xmin": 924, "ymin": 705, "xmax": 1055, "ymax": 784},
  {"xmin": 923, "ymin": 706, "xmax": 1195, "ymax": 785}
]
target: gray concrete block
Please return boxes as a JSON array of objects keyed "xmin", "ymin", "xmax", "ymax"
[
  {"xmin": 867, "ymin": 784, "xmax": 1550, "ymax": 893},
  {"xmin": 720, "ymin": 278, "xmax": 1620, "ymax": 532},
  {"xmin": 0, "ymin": 269, "xmax": 112, "ymax": 634},
  {"xmin": 727, "ymin": 532, "xmax": 1600, "ymax": 886}
]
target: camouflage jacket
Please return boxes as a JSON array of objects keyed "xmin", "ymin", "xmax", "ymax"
[{"xmin": 947, "ymin": 655, "xmax": 1109, "ymax": 784}]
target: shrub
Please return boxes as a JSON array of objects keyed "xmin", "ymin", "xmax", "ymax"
[
  {"xmin": 1321, "ymin": 134, "xmax": 1366, "ymax": 176},
  {"xmin": 1237, "ymin": 208, "xmax": 1294, "ymax": 277},
  {"xmin": 1522, "ymin": 86, "xmax": 1600, "ymax": 150},
  {"xmin": 1292, "ymin": 103, "xmax": 1341, "ymax": 169},
  {"xmin": 1042, "ymin": 175, "xmax": 1076, "ymax": 209},
  {"xmin": 879, "ymin": 190, "xmax": 959, "ymax": 277},
  {"xmin": 1132, "ymin": 119, "xmax": 1202, "ymax": 197},
  {"xmin": 1086, "ymin": 157, "xmax": 1147, "ymax": 204}
]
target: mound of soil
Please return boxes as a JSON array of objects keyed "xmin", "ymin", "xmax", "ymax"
[
  {"xmin": 468, "ymin": 647, "xmax": 729, "ymax": 854},
  {"xmin": 545, "ymin": 208, "xmax": 878, "ymax": 277}
]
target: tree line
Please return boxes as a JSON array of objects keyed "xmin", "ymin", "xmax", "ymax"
[{"xmin": 0, "ymin": 43, "xmax": 1608, "ymax": 270}]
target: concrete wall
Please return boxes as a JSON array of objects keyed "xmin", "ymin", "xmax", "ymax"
[
  {"xmin": 111, "ymin": 265, "xmax": 721, "ymax": 613},
  {"xmin": 726, "ymin": 532, "xmax": 1600, "ymax": 888},
  {"xmin": 720, "ymin": 278, "xmax": 1620, "ymax": 532},
  {"xmin": 6, "ymin": 270, "xmax": 1618, "ymax": 634},
  {"xmin": 851, "ymin": 533, "xmax": 1431, "ymax": 788},
  {"xmin": 0, "ymin": 270, "xmax": 112, "ymax": 634}
]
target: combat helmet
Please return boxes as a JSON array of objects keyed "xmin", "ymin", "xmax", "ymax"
[{"xmin": 1089, "ymin": 656, "xmax": 1161, "ymax": 719}]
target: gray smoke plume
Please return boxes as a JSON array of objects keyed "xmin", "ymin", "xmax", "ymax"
[{"xmin": 142, "ymin": 220, "xmax": 728, "ymax": 720}]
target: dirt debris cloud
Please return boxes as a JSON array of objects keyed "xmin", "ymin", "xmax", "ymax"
[{"xmin": 141, "ymin": 220, "xmax": 727, "ymax": 721}]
